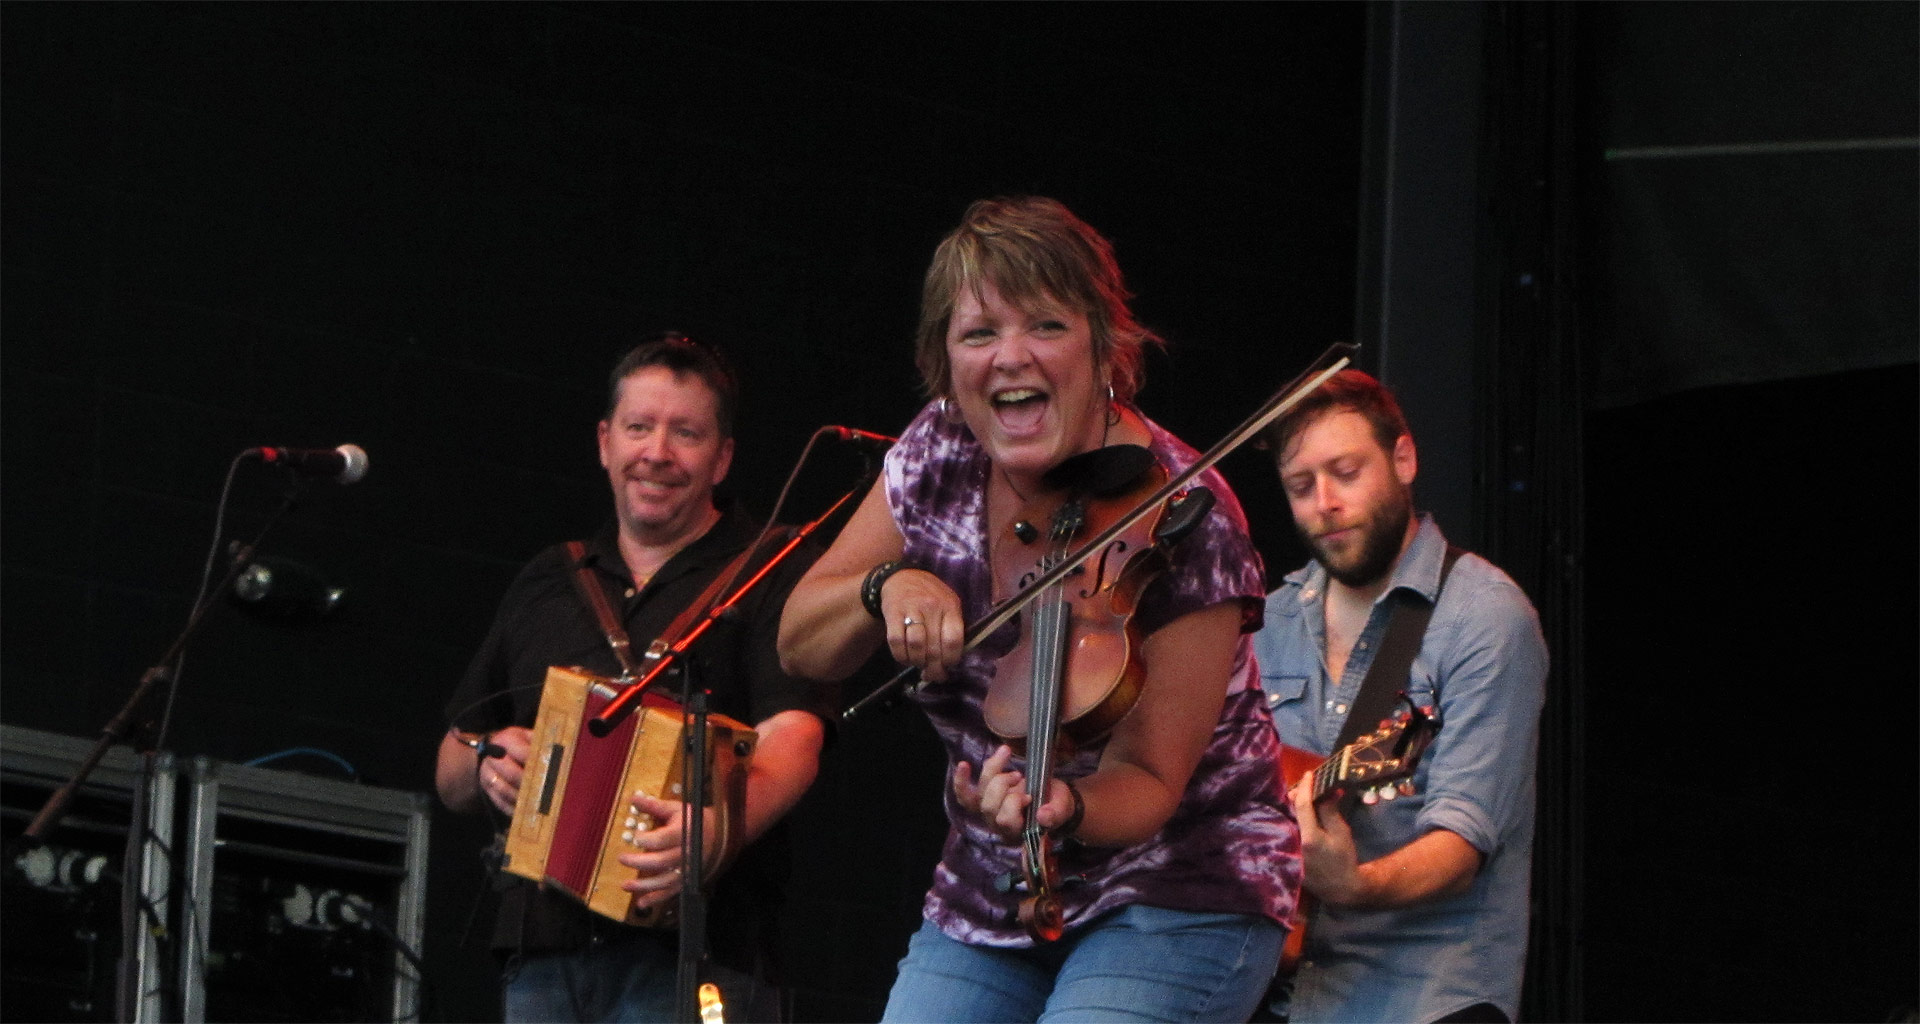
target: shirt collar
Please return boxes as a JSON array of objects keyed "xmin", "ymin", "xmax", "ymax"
[
  {"xmin": 577, "ymin": 501, "xmax": 756, "ymax": 585},
  {"xmin": 1385, "ymin": 512, "xmax": 1447, "ymax": 604}
]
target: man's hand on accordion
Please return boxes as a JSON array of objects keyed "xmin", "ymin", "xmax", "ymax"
[
  {"xmin": 617, "ymin": 790, "xmax": 724, "ymax": 913},
  {"xmin": 477, "ymin": 726, "xmax": 533, "ymax": 818}
]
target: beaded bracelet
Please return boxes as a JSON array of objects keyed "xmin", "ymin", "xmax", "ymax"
[{"xmin": 860, "ymin": 560, "xmax": 906, "ymax": 619}]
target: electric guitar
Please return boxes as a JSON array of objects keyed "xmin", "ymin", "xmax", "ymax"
[{"xmin": 1277, "ymin": 703, "xmax": 1439, "ymax": 976}]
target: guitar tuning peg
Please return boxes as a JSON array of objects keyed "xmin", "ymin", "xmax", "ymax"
[
  {"xmin": 1378, "ymin": 785, "xmax": 1398, "ymax": 802},
  {"xmin": 1360, "ymin": 788, "xmax": 1379, "ymax": 806},
  {"xmin": 1396, "ymin": 780, "xmax": 1415, "ymax": 796}
]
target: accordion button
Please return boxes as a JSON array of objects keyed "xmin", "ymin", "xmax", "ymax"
[
  {"xmin": 622, "ymin": 830, "xmax": 635, "ymax": 841},
  {"xmin": 626, "ymin": 816, "xmax": 639, "ymax": 828}
]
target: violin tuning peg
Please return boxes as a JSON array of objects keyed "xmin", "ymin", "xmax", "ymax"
[{"xmin": 1012, "ymin": 521, "xmax": 1039, "ymax": 544}]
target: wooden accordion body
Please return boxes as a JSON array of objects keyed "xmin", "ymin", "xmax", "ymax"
[{"xmin": 501, "ymin": 665, "xmax": 757, "ymax": 926}]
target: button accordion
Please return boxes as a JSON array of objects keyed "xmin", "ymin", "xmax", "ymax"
[{"xmin": 501, "ymin": 665, "xmax": 757, "ymax": 926}]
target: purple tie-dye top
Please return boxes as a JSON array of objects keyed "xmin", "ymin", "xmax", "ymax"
[{"xmin": 884, "ymin": 401, "xmax": 1302, "ymax": 947}]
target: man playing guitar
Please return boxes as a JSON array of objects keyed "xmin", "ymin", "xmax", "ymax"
[{"xmin": 1253, "ymin": 370, "xmax": 1548, "ymax": 1023}]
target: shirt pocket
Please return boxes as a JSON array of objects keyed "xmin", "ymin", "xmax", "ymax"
[
  {"xmin": 1261, "ymin": 673, "xmax": 1309, "ymax": 708},
  {"xmin": 1260, "ymin": 674, "xmax": 1312, "ymax": 741}
]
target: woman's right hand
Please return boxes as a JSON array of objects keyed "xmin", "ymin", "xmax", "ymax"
[{"xmin": 878, "ymin": 567, "xmax": 967, "ymax": 682}]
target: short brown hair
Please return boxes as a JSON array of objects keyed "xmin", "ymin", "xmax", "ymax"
[
  {"xmin": 913, "ymin": 197, "xmax": 1161, "ymax": 402},
  {"xmin": 1265, "ymin": 368, "xmax": 1411, "ymax": 464},
  {"xmin": 605, "ymin": 331, "xmax": 739, "ymax": 437}
]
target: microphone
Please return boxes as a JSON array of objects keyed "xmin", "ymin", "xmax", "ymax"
[
  {"xmin": 245, "ymin": 444, "xmax": 369, "ymax": 484},
  {"xmin": 828, "ymin": 427, "xmax": 897, "ymax": 452}
]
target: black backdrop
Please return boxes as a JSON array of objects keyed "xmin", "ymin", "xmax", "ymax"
[
  {"xmin": 5, "ymin": 4, "xmax": 1917, "ymax": 1023},
  {"xmin": 0, "ymin": 6, "xmax": 1363, "ymax": 1021}
]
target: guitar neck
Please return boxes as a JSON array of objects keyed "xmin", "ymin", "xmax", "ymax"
[{"xmin": 1309, "ymin": 749, "xmax": 1347, "ymax": 804}]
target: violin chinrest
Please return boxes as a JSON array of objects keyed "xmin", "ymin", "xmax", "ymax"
[
  {"xmin": 1042, "ymin": 444, "xmax": 1156, "ymax": 497},
  {"xmin": 1153, "ymin": 486, "xmax": 1215, "ymax": 547}
]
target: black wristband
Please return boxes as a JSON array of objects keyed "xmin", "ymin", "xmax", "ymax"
[{"xmin": 861, "ymin": 560, "xmax": 906, "ymax": 619}]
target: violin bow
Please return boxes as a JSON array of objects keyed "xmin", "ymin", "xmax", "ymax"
[{"xmin": 843, "ymin": 341, "xmax": 1358, "ymax": 720}]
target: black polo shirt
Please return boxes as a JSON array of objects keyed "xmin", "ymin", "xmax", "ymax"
[{"xmin": 446, "ymin": 506, "xmax": 835, "ymax": 970}]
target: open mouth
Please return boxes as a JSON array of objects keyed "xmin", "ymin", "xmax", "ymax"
[{"xmin": 990, "ymin": 387, "xmax": 1050, "ymax": 434}]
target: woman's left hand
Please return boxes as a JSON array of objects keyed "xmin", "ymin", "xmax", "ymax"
[{"xmin": 952, "ymin": 744, "xmax": 1076, "ymax": 842}]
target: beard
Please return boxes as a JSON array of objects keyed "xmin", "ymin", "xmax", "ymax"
[{"xmin": 1302, "ymin": 486, "xmax": 1414, "ymax": 589}]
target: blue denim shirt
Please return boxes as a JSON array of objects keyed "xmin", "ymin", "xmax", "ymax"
[{"xmin": 1255, "ymin": 514, "xmax": 1547, "ymax": 1023}]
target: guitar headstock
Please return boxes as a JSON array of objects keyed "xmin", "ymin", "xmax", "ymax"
[{"xmin": 1314, "ymin": 704, "xmax": 1439, "ymax": 808}]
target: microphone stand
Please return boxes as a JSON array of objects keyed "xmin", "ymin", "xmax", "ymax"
[
  {"xmin": 583, "ymin": 482, "xmax": 866, "ymax": 1024},
  {"xmin": 673, "ymin": 658, "xmax": 711, "ymax": 1024},
  {"xmin": 22, "ymin": 478, "xmax": 307, "ymax": 1023}
]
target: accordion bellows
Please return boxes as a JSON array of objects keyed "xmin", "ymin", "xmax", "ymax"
[{"xmin": 501, "ymin": 665, "xmax": 757, "ymax": 926}]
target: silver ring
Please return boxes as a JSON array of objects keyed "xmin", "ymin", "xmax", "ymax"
[{"xmin": 902, "ymin": 616, "xmax": 919, "ymax": 627}]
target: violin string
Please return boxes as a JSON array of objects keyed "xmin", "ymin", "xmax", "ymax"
[{"xmin": 1030, "ymin": 558, "xmax": 1065, "ymax": 798}]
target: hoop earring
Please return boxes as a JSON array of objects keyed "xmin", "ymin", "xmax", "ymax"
[
  {"xmin": 1105, "ymin": 383, "xmax": 1120, "ymax": 426},
  {"xmin": 939, "ymin": 396, "xmax": 962, "ymax": 423}
]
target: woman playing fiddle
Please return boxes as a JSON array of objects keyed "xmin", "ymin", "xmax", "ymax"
[{"xmin": 779, "ymin": 197, "xmax": 1300, "ymax": 1022}]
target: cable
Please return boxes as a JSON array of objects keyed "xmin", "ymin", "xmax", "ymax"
[
  {"xmin": 341, "ymin": 893, "xmax": 431, "ymax": 1020},
  {"xmin": 240, "ymin": 748, "xmax": 358, "ymax": 778}
]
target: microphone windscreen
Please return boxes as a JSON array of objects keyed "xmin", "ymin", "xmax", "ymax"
[{"xmin": 336, "ymin": 443, "xmax": 370, "ymax": 484}]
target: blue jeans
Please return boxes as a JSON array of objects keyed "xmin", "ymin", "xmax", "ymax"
[
  {"xmin": 502, "ymin": 936, "xmax": 779, "ymax": 1023},
  {"xmin": 882, "ymin": 905, "xmax": 1284, "ymax": 1023}
]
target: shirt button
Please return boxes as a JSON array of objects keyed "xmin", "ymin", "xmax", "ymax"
[
  {"xmin": 624, "ymin": 588, "xmax": 636, "ymax": 598},
  {"xmin": 1267, "ymin": 693, "xmax": 1281, "ymax": 706},
  {"xmin": 1357, "ymin": 640, "xmax": 1370, "ymax": 650},
  {"xmin": 1334, "ymin": 703, "xmax": 1348, "ymax": 714}
]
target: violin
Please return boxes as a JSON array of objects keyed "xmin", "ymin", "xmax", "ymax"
[
  {"xmin": 985, "ymin": 444, "xmax": 1169, "ymax": 749},
  {"xmin": 986, "ymin": 443, "xmax": 1215, "ymax": 941}
]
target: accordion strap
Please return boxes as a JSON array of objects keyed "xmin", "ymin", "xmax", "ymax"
[{"xmin": 564, "ymin": 535, "xmax": 773, "ymax": 681}]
